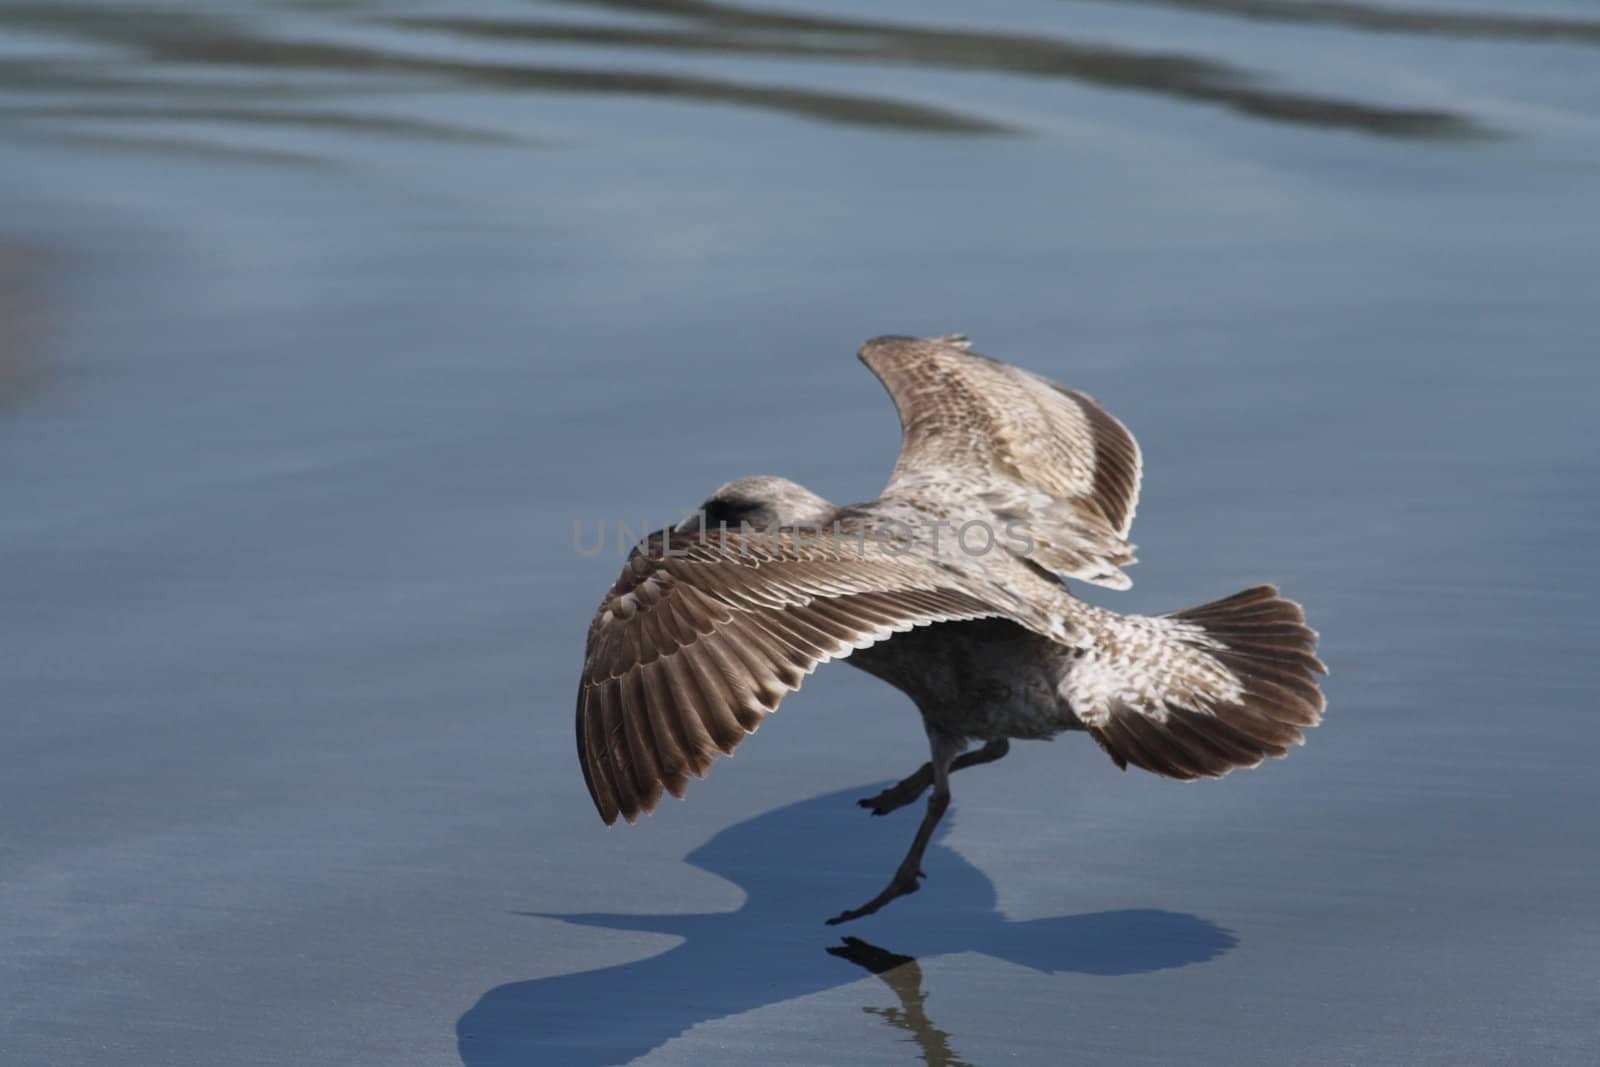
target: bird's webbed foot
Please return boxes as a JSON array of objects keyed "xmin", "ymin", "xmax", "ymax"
[
  {"xmin": 857, "ymin": 765, "xmax": 933, "ymax": 817},
  {"xmin": 855, "ymin": 739, "xmax": 1010, "ymax": 817},
  {"xmin": 825, "ymin": 863, "xmax": 924, "ymax": 926}
]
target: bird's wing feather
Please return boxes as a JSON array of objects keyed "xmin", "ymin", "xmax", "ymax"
[
  {"xmin": 859, "ymin": 334, "xmax": 1142, "ymax": 589},
  {"xmin": 577, "ymin": 527, "xmax": 1006, "ymax": 825}
]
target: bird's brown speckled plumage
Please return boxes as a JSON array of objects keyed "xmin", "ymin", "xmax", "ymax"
[{"xmin": 574, "ymin": 334, "xmax": 1325, "ymax": 922}]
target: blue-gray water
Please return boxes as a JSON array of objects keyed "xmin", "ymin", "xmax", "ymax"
[{"xmin": 2, "ymin": 2, "xmax": 1598, "ymax": 1064}]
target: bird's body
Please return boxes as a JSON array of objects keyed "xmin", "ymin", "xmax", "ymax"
[
  {"xmin": 849, "ymin": 619, "xmax": 1075, "ymax": 742},
  {"xmin": 574, "ymin": 335, "xmax": 1325, "ymax": 923}
]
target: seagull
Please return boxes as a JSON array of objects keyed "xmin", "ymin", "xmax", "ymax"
[{"xmin": 575, "ymin": 335, "xmax": 1326, "ymax": 925}]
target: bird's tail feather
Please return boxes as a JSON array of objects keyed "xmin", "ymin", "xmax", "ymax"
[{"xmin": 1073, "ymin": 585, "xmax": 1327, "ymax": 781}]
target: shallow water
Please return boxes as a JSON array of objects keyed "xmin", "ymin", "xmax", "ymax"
[{"xmin": 2, "ymin": 2, "xmax": 1598, "ymax": 1065}]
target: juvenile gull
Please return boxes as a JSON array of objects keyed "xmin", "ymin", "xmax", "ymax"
[{"xmin": 575, "ymin": 335, "xmax": 1326, "ymax": 924}]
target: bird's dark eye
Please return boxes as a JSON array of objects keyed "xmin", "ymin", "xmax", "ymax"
[{"xmin": 702, "ymin": 496, "xmax": 758, "ymax": 528}]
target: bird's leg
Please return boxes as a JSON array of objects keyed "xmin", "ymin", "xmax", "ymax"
[
  {"xmin": 857, "ymin": 738, "xmax": 1009, "ymax": 817},
  {"xmin": 828, "ymin": 734, "xmax": 965, "ymax": 925}
]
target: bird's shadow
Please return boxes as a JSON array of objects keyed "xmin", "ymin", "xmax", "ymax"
[{"xmin": 457, "ymin": 786, "xmax": 1237, "ymax": 1066}]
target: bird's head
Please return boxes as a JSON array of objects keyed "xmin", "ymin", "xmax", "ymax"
[{"xmin": 674, "ymin": 476, "xmax": 835, "ymax": 536}]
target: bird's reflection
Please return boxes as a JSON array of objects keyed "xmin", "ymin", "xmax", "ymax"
[
  {"xmin": 830, "ymin": 936, "xmax": 976, "ymax": 1067},
  {"xmin": 457, "ymin": 786, "xmax": 1237, "ymax": 1065}
]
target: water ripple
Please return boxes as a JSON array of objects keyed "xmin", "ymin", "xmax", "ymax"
[
  {"xmin": 1107, "ymin": 0, "xmax": 1600, "ymax": 45},
  {"xmin": 0, "ymin": 0, "xmax": 1530, "ymax": 166}
]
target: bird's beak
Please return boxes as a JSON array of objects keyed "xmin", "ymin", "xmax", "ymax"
[{"xmin": 671, "ymin": 509, "xmax": 707, "ymax": 538}]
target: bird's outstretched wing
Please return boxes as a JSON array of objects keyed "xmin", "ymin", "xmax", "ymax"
[
  {"xmin": 577, "ymin": 527, "xmax": 1005, "ymax": 824},
  {"xmin": 860, "ymin": 334, "xmax": 1142, "ymax": 590}
]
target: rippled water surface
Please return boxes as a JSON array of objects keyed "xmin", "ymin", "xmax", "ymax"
[{"xmin": 3, "ymin": 3, "xmax": 1598, "ymax": 1065}]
